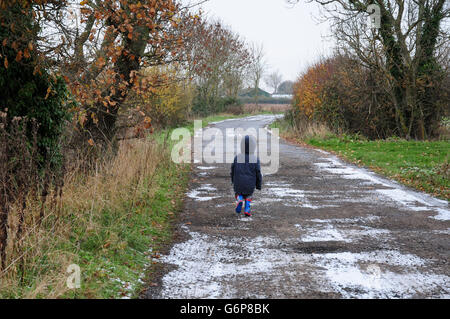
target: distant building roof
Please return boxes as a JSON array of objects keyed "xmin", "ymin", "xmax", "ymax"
[
  {"xmin": 239, "ymin": 88, "xmax": 271, "ymax": 98},
  {"xmin": 271, "ymin": 94, "xmax": 293, "ymax": 99}
]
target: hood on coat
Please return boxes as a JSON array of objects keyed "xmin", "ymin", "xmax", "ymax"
[{"xmin": 240, "ymin": 135, "xmax": 257, "ymax": 154}]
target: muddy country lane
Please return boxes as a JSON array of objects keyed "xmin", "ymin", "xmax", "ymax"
[{"xmin": 145, "ymin": 114, "xmax": 450, "ymax": 299}]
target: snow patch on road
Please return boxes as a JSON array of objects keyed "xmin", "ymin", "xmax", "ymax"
[
  {"xmin": 316, "ymin": 250, "xmax": 449, "ymax": 298},
  {"xmin": 314, "ymin": 149, "xmax": 330, "ymax": 155},
  {"xmin": 295, "ymin": 219, "xmax": 389, "ymax": 243},
  {"xmin": 187, "ymin": 184, "xmax": 220, "ymax": 202},
  {"xmin": 314, "ymin": 156, "xmax": 450, "ymax": 221},
  {"xmin": 197, "ymin": 166, "xmax": 218, "ymax": 170},
  {"xmin": 157, "ymin": 226, "xmax": 449, "ymax": 298},
  {"xmin": 256, "ymin": 180, "xmax": 324, "ymax": 209},
  {"xmin": 433, "ymin": 228, "xmax": 450, "ymax": 235},
  {"xmin": 309, "ymin": 215, "xmax": 381, "ymax": 224},
  {"xmin": 208, "ymin": 114, "xmax": 283, "ymax": 126},
  {"xmin": 157, "ymin": 228, "xmax": 306, "ymax": 298},
  {"xmin": 298, "ymin": 224, "xmax": 348, "ymax": 242},
  {"xmin": 430, "ymin": 208, "xmax": 450, "ymax": 221}
]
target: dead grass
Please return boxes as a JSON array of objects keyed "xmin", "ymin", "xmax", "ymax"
[
  {"xmin": 0, "ymin": 137, "xmax": 165, "ymax": 298},
  {"xmin": 272, "ymin": 116, "xmax": 332, "ymax": 141}
]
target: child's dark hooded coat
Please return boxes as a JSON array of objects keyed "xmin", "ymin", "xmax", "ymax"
[{"xmin": 231, "ymin": 135, "xmax": 262, "ymax": 196}]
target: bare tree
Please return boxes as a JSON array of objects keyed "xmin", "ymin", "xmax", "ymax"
[
  {"xmin": 278, "ymin": 80, "xmax": 294, "ymax": 94},
  {"xmin": 288, "ymin": 0, "xmax": 450, "ymax": 139},
  {"xmin": 265, "ymin": 70, "xmax": 283, "ymax": 94},
  {"xmin": 247, "ymin": 42, "xmax": 267, "ymax": 105},
  {"xmin": 183, "ymin": 19, "xmax": 251, "ymax": 113}
]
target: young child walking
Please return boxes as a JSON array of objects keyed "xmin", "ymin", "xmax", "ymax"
[{"xmin": 230, "ymin": 135, "xmax": 262, "ymax": 217}]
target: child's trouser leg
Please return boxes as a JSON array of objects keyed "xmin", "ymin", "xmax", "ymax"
[{"xmin": 244, "ymin": 197, "xmax": 252, "ymax": 216}]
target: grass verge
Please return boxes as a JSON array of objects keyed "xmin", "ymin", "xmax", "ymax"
[
  {"xmin": 271, "ymin": 118, "xmax": 449, "ymax": 200},
  {"xmin": 64, "ymin": 139, "xmax": 190, "ymax": 299},
  {"xmin": 0, "ymin": 132, "xmax": 190, "ymax": 299}
]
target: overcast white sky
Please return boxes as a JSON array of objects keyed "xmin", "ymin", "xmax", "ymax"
[{"xmin": 197, "ymin": 0, "xmax": 335, "ymax": 89}]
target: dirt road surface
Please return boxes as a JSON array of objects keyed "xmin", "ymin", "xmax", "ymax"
[{"xmin": 145, "ymin": 114, "xmax": 449, "ymax": 299}]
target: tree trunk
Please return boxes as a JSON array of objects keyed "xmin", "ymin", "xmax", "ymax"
[{"xmin": 82, "ymin": 11, "xmax": 148, "ymax": 148}]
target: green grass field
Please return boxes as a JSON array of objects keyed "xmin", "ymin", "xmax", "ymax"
[{"xmin": 308, "ymin": 135, "xmax": 449, "ymax": 200}]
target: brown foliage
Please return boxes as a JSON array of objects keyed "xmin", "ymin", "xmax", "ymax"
[
  {"xmin": 292, "ymin": 54, "xmax": 449, "ymax": 139},
  {"xmin": 32, "ymin": 0, "xmax": 201, "ymax": 146}
]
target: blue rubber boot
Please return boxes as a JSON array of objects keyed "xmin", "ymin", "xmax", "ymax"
[
  {"xmin": 244, "ymin": 199, "xmax": 252, "ymax": 217},
  {"xmin": 235, "ymin": 195, "xmax": 244, "ymax": 214}
]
